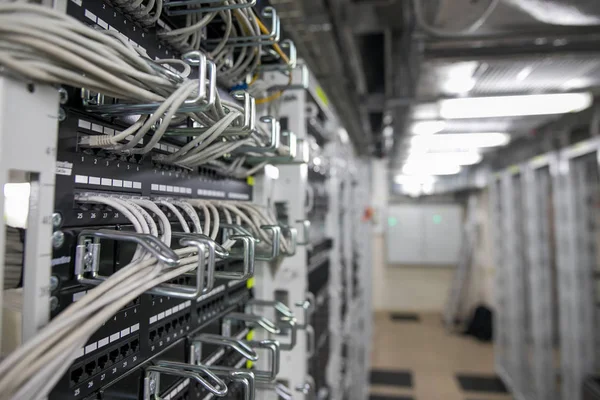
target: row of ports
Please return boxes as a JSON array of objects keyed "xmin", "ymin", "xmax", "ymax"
[
  {"xmin": 148, "ymin": 312, "xmax": 191, "ymax": 345},
  {"xmin": 170, "ymin": 276, "xmax": 193, "ymax": 286},
  {"xmin": 196, "ymin": 296, "xmax": 226, "ymax": 323},
  {"xmin": 70, "ymin": 337, "xmax": 139, "ymax": 386},
  {"xmin": 122, "ymin": 296, "xmax": 140, "ymax": 310}
]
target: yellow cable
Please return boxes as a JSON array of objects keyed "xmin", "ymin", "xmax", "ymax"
[
  {"xmin": 250, "ymin": 10, "xmax": 293, "ymax": 104},
  {"xmin": 255, "ymin": 73, "xmax": 293, "ymax": 105},
  {"xmin": 254, "ymin": 11, "xmax": 290, "ymax": 65},
  {"xmin": 256, "ymin": 91, "xmax": 283, "ymax": 105}
]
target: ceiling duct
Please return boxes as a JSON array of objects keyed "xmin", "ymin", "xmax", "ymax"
[{"xmin": 504, "ymin": 0, "xmax": 600, "ymax": 26}]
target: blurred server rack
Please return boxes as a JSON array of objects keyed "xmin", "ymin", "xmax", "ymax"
[
  {"xmin": 523, "ymin": 154, "xmax": 560, "ymax": 400},
  {"xmin": 490, "ymin": 137, "xmax": 600, "ymax": 400},
  {"xmin": 553, "ymin": 138, "xmax": 600, "ymax": 400}
]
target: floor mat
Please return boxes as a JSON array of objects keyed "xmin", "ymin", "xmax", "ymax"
[
  {"xmin": 456, "ymin": 374, "xmax": 508, "ymax": 393},
  {"xmin": 389, "ymin": 313, "xmax": 420, "ymax": 322},
  {"xmin": 370, "ymin": 369, "xmax": 413, "ymax": 387}
]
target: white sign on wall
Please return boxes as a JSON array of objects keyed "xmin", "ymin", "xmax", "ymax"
[{"xmin": 386, "ymin": 204, "xmax": 463, "ymax": 266}]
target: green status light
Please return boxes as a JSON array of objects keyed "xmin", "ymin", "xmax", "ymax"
[
  {"xmin": 388, "ymin": 217, "xmax": 397, "ymax": 227},
  {"xmin": 433, "ymin": 214, "xmax": 442, "ymax": 224}
]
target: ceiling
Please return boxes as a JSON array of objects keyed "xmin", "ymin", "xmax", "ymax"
[{"xmin": 270, "ymin": 0, "xmax": 600, "ymax": 184}]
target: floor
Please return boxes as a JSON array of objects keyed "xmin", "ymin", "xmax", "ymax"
[{"xmin": 369, "ymin": 312, "xmax": 512, "ymax": 400}]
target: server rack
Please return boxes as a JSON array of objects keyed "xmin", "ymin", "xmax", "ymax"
[
  {"xmin": 490, "ymin": 137, "xmax": 600, "ymax": 400},
  {"xmin": 0, "ymin": 1, "xmax": 373, "ymax": 399}
]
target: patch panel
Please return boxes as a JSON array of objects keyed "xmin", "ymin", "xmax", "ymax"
[
  {"xmin": 58, "ymin": 335, "xmax": 141, "ymax": 400},
  {"xmin": 66, "ymin": 0, "xmax": 177, "ymax": 60},
  {"xmin": 147, "ymin": 310, "xmax": 192, "ymax": 356},
  {"xmin": 196, "ymin": 292, "xmax": 227, "ymax": 325}
]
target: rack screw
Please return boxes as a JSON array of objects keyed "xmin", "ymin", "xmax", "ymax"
[
  {"xmin": 58, "ymin": 107, "xmax": 66, "ymax": 122},
  {"xmin": 49, "ymin": 276, "xmax": 59, "ymax": 292},
  {"xmin": 83, "ymin": 252, "xmax": 94, "ymax": 270},
  {"xmin": 148, "ymin": 378, "xmax": 156, "ymax": 393},
  {"xmin": 50, "ymin": 296, "xmax": 59, "ymax": 311},
  {"xmin": 52, "ymin": 231, "xmax": 65, "ymax": 249},
  {"xmin": 51, "ymin": 213, "xmax": 62, "ymax": 228},
  {"xmin": 58, "ymin": 87, "xmax": 68, "ymax": 105}
]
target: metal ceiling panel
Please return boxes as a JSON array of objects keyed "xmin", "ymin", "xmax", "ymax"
[
  {"xmin": 441, "ymin": 116, "xmax": 557, "ymax": 135},
  {"xmin": 504, "ymin": 0, "xmax": 600, "ymax": 26},
  {"xmin": 417, "ymin": 53, "xmax": 600, "ymax": 99},
  {"xmin": 472, "ymin": 56, "xmax": 600, "ymax": 95}
]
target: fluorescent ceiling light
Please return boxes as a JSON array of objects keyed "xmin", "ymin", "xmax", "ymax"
[
  {"xmin": 410, "ymin": 132, "xmax": 510, "ymax": 150},
  {"xmin": 394, "ymin": 174, "xmax": 436, "ymax": 185},
  {"xmin": 442, "ymin": 61, "xmax": 479, "ymax": 94},
  {"xmin": 563, "ymin": 78, "xmax": 590, "ymax": 90},
  {"xmin": 402, "ymin": 162, "xmax": 461, "ymax": 176},
  {"xmin": 383, "ymin": 126, "xmax": 394, "ymax": 138},
  {"xmin": 444, "ymin": 77, "xmax": 476, "ymax": 94},
  {"xmin": 395, "ymin": 175, "xmax": 437, "ymax": 197},
  {"xmin": 516, "ymin": 66, "xmax": 533, "ymax": 81},
  {"xmin": 410, "ymin": 120, "xmax": 446, "ymax": 135},
  {"xmin": 439, "ymin": 92, "xmax": 593, "ymax": 119},
  {"xmin": 405, "ymin": 151, "xmax": 482, "ymax": 166}
]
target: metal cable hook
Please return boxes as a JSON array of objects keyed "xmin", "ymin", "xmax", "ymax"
[{"xmin": 144, "ymin": 363, "xmax": 228, "ymax": 399}]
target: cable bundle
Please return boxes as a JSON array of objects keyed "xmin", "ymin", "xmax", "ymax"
[
  {"xmin": 110, "ymin": 0, "xmax": 163, "ymax": 27},
  {"xmin": 0, "ymin": 194, "xmax": 292, "ymax": 399},
  {"xmin": 0, "ymin": 197, "xmax": 205, "ymax": 400},
  {"xmin": 0, "ymin": 3, "xmax": 254, "ymax": 163},
  {"xmin": 159, "ymin": 1, "xmax": 264, "ymax": 88}
]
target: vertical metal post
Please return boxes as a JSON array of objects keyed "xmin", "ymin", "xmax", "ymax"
[
  {"xmin": 0, "ymin": 77, "xmax": 59, "ymax": 349},
  {"xmin": 443, "ymin": 194, "xmax": 478, "ymax": 329},
  {"xmin": 551, "ymin": 151, "xmax": 577, "ymax": 400},
  {"xmin": 523, "ymin": 158, "xmax": 556, "ymax": 400},
  {"xmin": 489, "ymin": 176, "xmax": 508, "ymax": 375},
  {"xmin": 269, "ymin": 66, "xmax": 309, "ymax": 398},
  {"xmin": 500, "ymin": 170, "xmax": 527, "ymax": 398},
  {"xmin": 325, "ymin": 140, "xmax": 343, "ymax": 400},
  {"xmin": 342, "ymin": 164, "xmax": 354, "ymax": 396}
]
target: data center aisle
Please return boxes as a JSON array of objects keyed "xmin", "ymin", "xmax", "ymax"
[{"xmin": 370, "ymin": 312, "xmax": 513, "ymax": 400}]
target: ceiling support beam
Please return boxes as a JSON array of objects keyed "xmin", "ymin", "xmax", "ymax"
[{"xmin": 424, "ymin": 34, "xmax": 600, "ymax": 60}]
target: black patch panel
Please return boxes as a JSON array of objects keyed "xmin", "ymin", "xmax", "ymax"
[
  {"xmin": 309, "ymin": 288, "xmax": 330, "ymax": 396},
  {"xmin": 80, "ymin": 323, "xmax": 253, "ymax": 399},
  {"xmin": 308, "ymin": 258, "xmax": 330, "ymax": 295},
  {"xmin": 353, "ymin": 255, "xmax": 360, "ymax": 298},
  {"xmin": 66, "ymin": 0, "xmax": 177, "ymax": 60},
  {"xmin": 92, "ymin": 340, "xmax": 188, "ymax": 400},
  {"xmin": 48, "ymin": 3, "xmax": 258, "ymax": 399},
  {"xmin": 67, "ymin": 335, "xmax": 141, "ymax": 395},
  {"xmin": 55, "ymin": 110, "xmax": 252, "ymax": 228},
  {"xmin": 309, "ymin": 238, "xmax": 334, "ymax": 258},
  {"xmin": 50, "ymin": 272, "xmax": 252, "ymax": 399}
]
